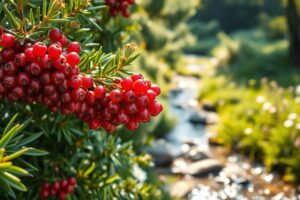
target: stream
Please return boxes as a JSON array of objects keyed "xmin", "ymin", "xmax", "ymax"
[{"xmin": 147, "ymin": 55, "xmax": 299, "ymax": 200}]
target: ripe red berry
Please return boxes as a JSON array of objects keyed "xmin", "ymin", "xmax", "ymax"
[
  {"xmin": 109, "ymin": 7, "xmax": 119, "ymax": 16},
  {"xmin": 28, "ymin": 62, "xmax": 42, "ymax": 76},
  {"xmin": 146, "ymin": 90, "xmax": 156, "ymax": 101},
  {"xmin": 121, "ymin": 77, "xmax": 133, "ymax": 90},
  {"xmin": 1, "ymin": 48, "xmax": 15, "ymax": 61},
  {"xmin": 41, "ymin": 190, "xmax": 50, "ymax": 198},
  {"xmin": 94, "ymin": 86, "xmax": 106, "ymax": 99},
  {"xmin": 127, "ymin": 0, "xmax": 135, "ymax": 5},
  {"xmin": 81, "ymin": 76, "xmax": 93, "ymax": 89},
  {"xmin": 2, "ymin": 75, "xmax": 17, "ymax": 88},
  {"xmin": 48, "ymin": 43, "xmax": 62, "ymax": 59},
  {"xmin": 107, "ymin": 102, "xmax": 120, "ymax": 114},
  {"xmin": 71, "ymin": 88, "xmax": 86, "ymax": 102},
  {"xmin": 30, "ymin": 78, "xmax": 41, "ymax": 92},
  {"xmin": 66, "ymin": 52, "xmax": 80, "ymax": 66},
  {"xmin": 67, "ymin": 42, "xmax": 81, "ymax": 54},
  {"xmin": 40, "ymin": 71, "xmax": 51, "ymax": 85},
  {"xmin": 110, "ymin": 89, "xmax": 122, "ymax": 103},
  {"xmin": 3, "ymin": 61, "xmax": 18, "ymax": 75},
  {"xmin": 89, "ymin": 118, "xmax": 102, "ymax": 129},
  {"xmin": 61, "ymin": 92, "xmax": 72, "ymax": 103},
  {"xmin": 125, "ymin": 120, "xmax": 140, "ymax": 131},
  {"xmin": 59, "ymin": 34, "xmax": 67, "ymax": 47},
  {"xmin": 32, "ymin": 42, "xmax": 47, "ymax": 58},
  {"xmin": 116, "ymin": 111, "xmax": 129, "ymax": 124},
  {"xmin": 122, "ymin": 90, "xmax": 135, "ymax": 103},
  {"xmin": 86, "ymin": 91, "xmax": 96, "ymax": 105},
  {"xmin": 17, "ymin": 72, "xmax": 30, "ymax": 86},
  {"xmin": 11, "ymin": 86, "xmax": 24, "ymax": 98},
  {"xmin": 49, "ymin": 28, "xmax": 62, "ymax": 42},
  {"xmin": 52, "ymin": 181, "xmax": 60, "ymax": 191},
  {"xmin": 135, "ymin": 94, "xmax": 149, "ymax": 108},
  {"xmin": 43, "ymin": 85, "xmax": 56, "ymax": 95},
  {"xmin": 14, "ymin": 53, "xmax": 27, "ymax": 66},
  {"xmin": 60, "ymin": 179, "xmax": 68, "ymax": 188},
  {"xmin": 149, "ymin": 101, "xmax": 163, "ymax": 116},
  {"xmin": 122, "ymin": 8, "xmax": 130, "ymax": 18},
  {"xmin": 133, "ymin": 79, "xmax": 150, "ymax": 94},
  {"xmin": 114, "ymin": 77, "xmax": 122, "ymax": 84},
  {"xmin": 54, "ymin": 54, "xmax": 67, "ymax": 70},
  {"xmin": 51, "ymin": 71, "xmax": 65, "ymax": 85},
  {"xmin": 25, "ymin": 47, "xmax": 35, "ymax": 61},
  {"xmin": 57, "ymin": 79, "xmax": 69, "ymax": 93},
  {"xmin": 0, "ymin": 33, "xmax": 15, "ymax": 48},
  {"xmin": 139, "ymin": 108, "xmax": 151, "ymax": 122},
  {"xmin": 40, "ymin": 54, "xmax": 53, "ymax": 69},
  {"xmin": 131, "ymin": 73, "xmax": 143, "ymax": 82},
  {"xmin": 125, "ymin": 103, "xmax": 138, "ymax": 115},
  {"xmin": 150, "ymin": 84, "xmax": 161, "ymax": 96},
  {"xmin": 69, "ymin": 75, "xmax": 82, "ymax": 89},
  {"xmin": 70, "ymin": 65, "xmax": 79, "ymax": 76}
]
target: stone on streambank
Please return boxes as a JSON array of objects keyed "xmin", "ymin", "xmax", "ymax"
[
  {"xmin": 145, "ymin": 139, "xmax": 173, "ymax": 167},
  {"xmin": 188, "ymin": 111, "xmax": 218, "ymax": 125},
  {"xmin": 172, "ymin": 158, "xmax": 223, "ymax": 176}
]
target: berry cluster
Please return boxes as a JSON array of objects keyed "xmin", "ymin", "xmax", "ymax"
[
  {"xmin": 40, "ymin": 177, "xmax": 77, "ymax": 200},
  {"xmin": 0, "ymin": 29, "xmax": 163, "ymax": 132},
  {"xmin": 105, "ymin": 0, "xmax": 135, "ymax": 17}
]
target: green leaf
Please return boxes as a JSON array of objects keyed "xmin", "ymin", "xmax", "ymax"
[
  {"xmin": 105, "ymin": 174, "xmax": 119, "ymax": 184},
  {"xmin": 2, "ymin": 114, "xmax": 18, "ymax": 137},
  {"xmin": 24, "ymin": 148, "xmax": 48, "ymax": 156},
  {"xmin": 3, "ymin": 6, "xmax": 21, "ymax": 29},
  {"xmin": 0, "ymin": 162, "xmax": 12, "ymax": 169},
  {"xmin": 14, "ymin": 132, "xmax": 43, "ymax": 149},
  {"xmin": 0, "ymin": 172, "xmax": 27, "ymax": 191},
  {"xmin": 2, "ymin": 148, "xmax": 31, "ymax": 161},
  {"xmin": 0, "ymin": 177, "xmax": 15, "ymax": 199},
  {"xmin": 6, "ymin": 166, "xmax": 29, "ymax": 176},
  {"xmin": 83, "ymin": 162, "xmax": 95, "ymax": 177}
]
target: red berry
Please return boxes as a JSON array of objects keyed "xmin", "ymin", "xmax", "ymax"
[
  {"xmin": 49, "ymin": 28, "xmax": 62, "ymax": 42},
  {"xmin": 139, "ymin": 108, "xmax": 151, "ymax": 122},
  {"xmin": 3, "ymin": 61, "xmax": 18, "ymax": 75},
  {"xmin": 135, "ymin": 94, "xmax": 149, "ymax": 108},
  {"xmin": 17, "ymin": 72, "xmax": 30, "ymax": 86},
  {"xmin": 114, "ymin": 78, "xmax": 122, "ymax": 84},
  {"xmin": 109, "ymin": 7, "xmax": 119, "ymax": 16},
  {"xmin": 40, "ymin": 54, "xmax": 53, "ymax": 69},
  {"xmin": 61, "ymin": 92, "xmax": 72, "ymax": 103},
  {"xmin": 86, "ymin": 91, "xmax": 96, "ymax": 105},
  {"xmin": 70, "ymin": 65, "xmax": 79, "ymax": 76},
  {"xmin": 43, "ymin": 85, "xmax": 56, "ymax": 95},
  {"xmin": 66, "ymin": 52, "xmax": 80, "ymax": 66},
  {"xmin": 122, "ymin": 8, "xmax": 130, "ymax": 18},
  {"xmin": 127, "ymin": 0, "xmax": 134, "ymax": 5},
  {"xmin": 146, "ymin": 90, "xmax": 156, "ymax": 101},
  {"xmin": 2, "ymin": 75, "xmax": 16, "ymax": 88},
  {"xmin": 42, "ymin": 182, "xmax": 50, "ymax": 190},
  {"xmin": 61, "ymin": 63, "xmax": 71, "ymax": 77},
  {"xmin": 41, "ymin": 190, "xmax": 50, "ymax": 198},
  {"xmin": 28, "ymin": 62, "xmax": 42, "ymax": 76},
  {"xmin": 48, "ymin": 43, "xmax": 62, "ymax": 59},
  {"xmin": 94, "ymin": 86, "xmax": 106, "ymax": 99},
  {"xmin": 67, "ymin": 42, "xmax": 81, "ymax": 54},
  {"xmin": 125, "ymin": 103, "xmax": 138, "ymax": 115},
  {"xmin": 133, "ymin": 79, "xmax": 150, "ymax": 94},
  {"xmin": 107, "ymin": 102, "xmax": 120, "ymax": 114},
  {"xmin": 131, "ymin": 73, "xmax": 143, "ymax": 82},
  {"xmin": 60, "ymin": 179, "xmax": 68, "ymax": 188},
  {"xmin": 32, "ymin": 42, "xmax": 47, "ymax": 58},
  {"xmin": 30, "ymin": 78, "xmax": 41, "ymax": 92},
  {"xmin": 13, "ymin": 41, "xmax": 23, "ymax": 52},
  {"xmin": 40, "ymin": 71, "xmax": 51, "ymax": 85},
  {"xmin": 69, "ymin": 75, "xmax": 82, "ymax": 89},
  {"xmin": 59, "ymin": 191, "xmax": 67, "ymax": 200},
  {"xmin": 71, "ymin": 88, "xmax": 86, "ymax": 102},
  {"xmin": 57, "ymin": 79, "xmax": 69, "ymax": 93},
  {"xmin": 25, "ymin": 47, "xmax": 35, "ymax": 61},
  {"xmin": 150, "ymin": 84, "xmax": 161, "ymax": 96},
  {"xmin": 89, "ymin": 118, "xmax": 102, "ymax": 129},
  {"xmin": 11, "ymin": 86, "xmax": 24, "ymax": 98},
  {"xmin": 122, "ymin": 90, "xmax": 135, "ymax": 103},
  {"xmin": 1, "ymin": 33, "xmax": 15, "ymax": 48},
  {"xmin": 66, "ymin": 185, "xmax": 74, "ymax": 193},
  {"xmin": 125, "ymin": 120, "xmax": 140, "ymax": 131},
  {"xmin": 59, "ymin": 34, "xmax": 67, "ymax": 47},
  {"xmin": 121, "ymin": 77, "xmax": 133, "ymax": 90},
  {"xmin": 1, "ymin": 48, "xmax": 15, "ymax": 61},
  {"xmin": 116, "ymin": 110, "xmax": 129, "ymax": 123},
  {"xmin": 109, "ymin": 89, "xmax": 122, "ymax": 103},
  {"xmin": 51, "ymin": 71, "xmax": 65, "ymax": 85},
  {"xmin": 81, "ymin": 76, "xmax": 93, "ymax": 89},
  {"xmin": 54, "ymin": 54, "xmax": 67, "ymax": 70},
  {"xmin": 14, "ymin": 53, "xmax": 27, "ymax": 66},
  {"xmin": 149, "ymin": 101, "xmax": 163, "ymax": 116}
]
